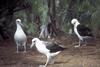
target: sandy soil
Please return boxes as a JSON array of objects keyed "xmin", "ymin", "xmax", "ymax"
[{"xmin": 0, "ymin": 34, "xmax": 100, "ymax": 67}]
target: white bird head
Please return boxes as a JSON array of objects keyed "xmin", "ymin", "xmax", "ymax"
[
  {"xmin": 16, "ymin": 19, "xmax": 21, "ymax": 22},
  {"xmin": 71, "ymin": 18, "xmax": 80, "ymax": 25},
  {"xmin": 16, "ymin": 19, "xmax": 23, "ymax": 26},
  {"xmin": 30, "ymin": 38, "xmax": 40, "ymax": 48}
]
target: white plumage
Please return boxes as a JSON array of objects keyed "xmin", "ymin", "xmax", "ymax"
[
  {"xmin": 71, "ymin": 18, "xmax": 93, "ymax": 48},
  {"xmin": 30, "ymin": 38, "xmax": 65, "ymax": 67},
  {"xmin": 14, "ymin": 19, "xmax": 27, "ymax": 53}
]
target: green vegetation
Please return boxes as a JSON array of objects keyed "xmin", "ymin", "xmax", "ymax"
[{"xmin": 14, "ymin": 0, "xmax": 100, "ymax": 35}]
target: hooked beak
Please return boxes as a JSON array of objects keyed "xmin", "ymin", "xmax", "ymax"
[
  {"xmin": 30, "ymin": 42, "xmax": 35, "ymax": 48},
  {"xmin": 19, "ymin": 22, "xmax": 24, "ymax": 27}
]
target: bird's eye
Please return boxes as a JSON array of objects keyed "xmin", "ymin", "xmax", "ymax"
[
  {"xmin": 73, "ymin": 22, "xmax": 76, "ymax": 24},
  {"xmin": 33, "ymin": 41, "xmax": 36, "ymax": 43}
]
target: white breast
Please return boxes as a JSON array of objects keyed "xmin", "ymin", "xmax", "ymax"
[
  {"xmin": 74, "ymin": 25, "xmax": 83, "ymax": 40},
  {"xmin": 14, "ymin": 23, "xmax": 27, "ymax": 44},
  {"xmin": 35, "ymin": 41, "xmax": 49, "ymax": 54}
]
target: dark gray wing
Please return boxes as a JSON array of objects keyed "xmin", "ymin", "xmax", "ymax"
[
  {"xmin": 43, "ymin": 41, "xmax": 66, "ymax": 53},
  {"xmin": 77, "ymin": 24, "xmax": 93, "ymax": 36}
]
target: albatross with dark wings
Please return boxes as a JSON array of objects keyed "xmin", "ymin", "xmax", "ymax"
[{"xmin": 71, "ymin": 18, "xmax": 93, "ymax": 48}]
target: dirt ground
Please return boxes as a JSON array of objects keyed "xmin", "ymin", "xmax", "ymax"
[{"xmin": 0, "ymin": 34, "xmax": 100, "ymax": 67}]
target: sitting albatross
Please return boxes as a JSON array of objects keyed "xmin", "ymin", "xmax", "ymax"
[
  {"xmin": 14, "ymin": 19, "xmax": 27, "ymax": 53},
  {"xmin": 30, "ymin": 38, "xmax": 66, "ymax": 67},
  {"xmin": 71, "ymin": 18, "xmax": 93, "ymax": 48}
]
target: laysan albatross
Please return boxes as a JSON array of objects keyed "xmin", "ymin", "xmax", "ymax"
[
  {"xmin": 14, "ymin": 19, "xmax": 27, "ymax": 53},
  {"xmin": 71, "ymin": 18, "xmax": 93, "ymax": 48},
  {"xmin": 30, "ymin": 38, "xmax": 66, "ymax": 67}
]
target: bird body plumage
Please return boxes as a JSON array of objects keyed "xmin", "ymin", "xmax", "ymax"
[
  {"xmin": 45, "ymin": 43, "xmax": 65, "ymax": 53},
  {"xmin": 77, "ymin": 24, "xmax": 93, "ymax": 37},
  {"xmin": 71, "ymin": 18, "xmax": 93, "ymax": 47},
  {"xmin": 14, "ymin": 19, "xmax": 27, "ymax": 53},
  {"xmin": 30, "ymin": 38, "xmax": 65, "ymax": 67}
]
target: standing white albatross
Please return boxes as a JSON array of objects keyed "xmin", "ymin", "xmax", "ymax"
[
  {"xmin": 14, "ymin": 19, "xmax": 27, "ymax": 53},
  {"xmin": 30, "ymin": 38, "xmax": 66, "ymax": 67},
  {"xmin": 71, "ymin": 18, "xmax": 93, "ymax": 48}
]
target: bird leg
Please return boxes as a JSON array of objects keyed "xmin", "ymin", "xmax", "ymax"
[
  {"xmin": 39, "ymin": 57, "xmax": 50, "ymax": 67},
  {"xmin": 82, "ymin": 39, "xmax": 87, "ymax": 46},
  {"xmin": 16, "ymin": 42, "xmax": 19, "ymax": 53},
  {"xmin": 74, "ymin": 40, "xmax": 81, "ymax": 48},
  {"xmin": 48, "ymin": 56, "xmax": 55, "ymax": 64},
  {"xmin": 44, "ymin": 56, "xmax": 51, "ymax": 67},
  {"xmin": 17, "ymin": 45, "xmax": 19, "ymax": 53},
  {"xmin": 23, "ymin": 42, "xmax": 26, "ymax": 53}
]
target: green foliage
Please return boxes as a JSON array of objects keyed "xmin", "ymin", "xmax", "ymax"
[
  {"xmin": 39, "ymin": 5, "xmax": 48, "ymax": 24},
  {"xmin": 25, "ymin": 22, "xmax": 36, "ymax": 35},
  {"xmin": 14, "ymin": 10, "xmax": 36, "ymax": 35},
  {"xmin": 14, "ymin": 0, "xmax": 49, "ymax": 36},
  {"xmin": 14, "ymin": 0, "xmax": 100, "ymax": 35},
  {"xmin": 78, "ymin": 0, "xmax": 96, "ymax": 13},
  {"xmin": 56, "ymin": 0, "xmax": 70, "ymax": 32},
  {"xmin": 91, "ymin": 8, "xmax": 100, "ymax": 29},
  {"xmin": 61, "ymin": 22, "xmax": 71, "ymax": 33},
  {"xmin": 59, "ymin": 0, "xmax": 98, "ymax": 32},
  {"xmin": 31, "ymin": 0, "xmax": 48, "ymax": 24},
  {"xmin": 14, "ymin": 10, "xmax": 26, "ymax": 21}
]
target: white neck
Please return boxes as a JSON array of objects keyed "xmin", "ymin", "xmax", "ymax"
[
  {"xmin": 74, "ymin": 22, "xmax": 83, "ymax": 40},
  {"xmin": 75, "ymin": 21, "xmax": 80, "ymax": 27},
  {"xmin": 35, "ymin": 40, "xmax": 49, "ymax": 54},
  {"xmin": 35, "ymin": 40, "xmax": 42, "ymax": 47},
  {"xmin": 16, "ymin": 23, "xmax": 23, "ymax": 31}
]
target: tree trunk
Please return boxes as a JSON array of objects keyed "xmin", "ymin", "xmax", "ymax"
[
  {"xmin": 66, "ymin": 0, "xmax": 78, "ymax": 22},
  {"xmin": 35, "ymin": 15, "xmax": 41, "ymax": 35},
  {"xmin": 65, "ymin": 0, "xmax": 78, "ymax": 34},
  {"xmin": 47, "ymin": 0, "xmax": 58, "ymax": 36}
]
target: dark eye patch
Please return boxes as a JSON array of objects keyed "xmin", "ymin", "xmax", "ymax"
[{"xmin": 33, "ymin": 40, "xmax": 36, "ymax": 43}]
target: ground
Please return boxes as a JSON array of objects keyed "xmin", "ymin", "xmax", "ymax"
[{"xmin": 0, "ymin": 34, "xmax": 100, "ymax": 67}]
